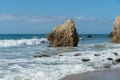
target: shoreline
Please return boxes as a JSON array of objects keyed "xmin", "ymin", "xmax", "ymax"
[{"xmin": 61, "ymin": 68, "xmax": 120, "ymax": 80}]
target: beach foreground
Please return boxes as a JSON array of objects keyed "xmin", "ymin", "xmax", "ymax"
[
  {"xmin": 1, "ymin": 34, "xmax": 120, "ymax": 80},
  {"xmin": 61, "ymin": 68, "xmax": 120, "ymax": 80}
]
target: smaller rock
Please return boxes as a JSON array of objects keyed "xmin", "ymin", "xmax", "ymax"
[
  {"xmin": 42, "ymin": 54, "xmax": 50, "ymax": 57},
  {"xmin": 82, "ymin": 59, "xmax": 90, "ymax": 62},
  {"xmin": 41, "ymin": 41, "xmax": 46, "ymax": 43},
  {"xmin": 33, "ymin": 54, "xmax": 50, "ymax": 58},
  {"xmin": 113, "ymin": 52, "xmax": 118, "ymax": 56},
  {"xmin": 87, "ymin": 35, "xmax": 92, "ymax": 38},
  {"xmin": 115, "ymin": 58, "xmax": 120, "ymax": 63},
  {"xmin": 106, "ymin": 58, "xmax": 113, "ymax": 61},
  {"xmin": 59, "ymin": 55, "xmax": 63, "ymax": 56},
  {"xmin": 74, "ymin": 53, "xmax": 81, "ymax": 56},
  {"xmin": 94, "ymin": 54, "xmax": 100, "ymax": 56},
  {"xmin": 33, "ymin": 55, "xmax": 42, "ymax": 58}
]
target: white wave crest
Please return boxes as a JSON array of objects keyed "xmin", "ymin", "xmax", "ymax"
[{"xmin": 0, "ymin": 38, "xmax": 48, "ymax": 47}]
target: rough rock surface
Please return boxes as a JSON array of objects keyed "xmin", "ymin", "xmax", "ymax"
[
  {"xmin": 46, "ymin": 18, "xmax": 79, "ymax": 47},
  {"xmin": 111, "ymin": 16, "xmax": 120, "ymax": 43}
]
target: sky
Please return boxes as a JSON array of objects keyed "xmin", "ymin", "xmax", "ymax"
[{"xmin": 0, "ymin": 0, "xmax": 120, "ymax": 34}]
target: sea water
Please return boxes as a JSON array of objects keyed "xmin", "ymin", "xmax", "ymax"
[{"xmin": 0, "ymin": 34, "xmax": 120, "ymax": 80}]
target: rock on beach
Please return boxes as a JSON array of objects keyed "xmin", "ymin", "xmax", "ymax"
[{"xmin": 46, "ymin": 18, "xmax": 79, "ymax": 47}]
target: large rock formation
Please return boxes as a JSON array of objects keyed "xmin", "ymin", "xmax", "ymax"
[
  {"xmin": 111, "ymin": 16, "xmax": 120, "ymax": 43},
  {"xmin": 46, "ymin": 18, "xmax": 79, "ymax": 47}
]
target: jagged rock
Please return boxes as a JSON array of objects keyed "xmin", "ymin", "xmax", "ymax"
[
  {"xmin": 46, "ymin": 18, "xmax": 79, "ymax": 47},
  {"xmin": 111, "ymin": 16, "xmax": 120, "ymax": 43}
]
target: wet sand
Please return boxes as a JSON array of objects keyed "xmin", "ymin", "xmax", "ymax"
[{"xmin": 61, "ymin": 68, "xmax": 120, "ymax": 80}]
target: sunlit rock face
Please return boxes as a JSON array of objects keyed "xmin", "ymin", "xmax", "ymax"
[
  {"xmin": 111, "ymin": 16, "xmax": 120, "ymax": 43},
  {"xmin": 46, "ymin": 18, "xmax": 79, "ymax": 47}
]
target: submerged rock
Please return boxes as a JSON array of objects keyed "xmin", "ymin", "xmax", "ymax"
[
  {"xmin": 111, "ymin": 16, "xmax": 120, "ymax": 43},
  {"xmin": 82, "ymin": 59, "xmax": 90, "ymax": 62},
  {"xmin": 106, "ymin": 58, "xmax": 113, "ymax": 61},
  {"xmin": 113, "ymin": 52, "xmax": 119, "ymax": 56},
  {"xmin": 74, "ymin": 53, "xmax": 81, "ymax": 56},
  {"xmin": 59, "ymin": 55, "xmax": 63, "ymax": 56},
  {"xmin": 115, "ymin": 58, "xmax": 120, "ymax": 63},
  {"xmin": 94, "ymin": 54, "xmax": 100, "ymax": 56},
  {"xmin": 33, "ymin": 54, "xmax": 50, "ymax": 58},
  {"xmin": 87, "ymin": 35, "xmax": 92, "ymax": 38},
  {"xmin": 46, "ymin": 18, "xmax": 79, "ymax": 47}
]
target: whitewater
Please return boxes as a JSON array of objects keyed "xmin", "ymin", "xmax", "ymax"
[
  {"xmin": 0, "ymin": 38, "xmax": 48, "ymax": 47},
  {"xmin": 0, "ymin": 34, "xmax": 120, "ymax": 80}
]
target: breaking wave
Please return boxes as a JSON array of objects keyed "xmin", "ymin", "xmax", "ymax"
[{"xmin": 0, "ymin": 38, "xmax": 48, "ymax": 47}]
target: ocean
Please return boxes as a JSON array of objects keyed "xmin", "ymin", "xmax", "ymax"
[{"xmin": 0, "ymin": 34, "xmax": 120, "ymax": 80}]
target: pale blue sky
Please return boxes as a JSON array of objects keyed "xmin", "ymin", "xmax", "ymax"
[{"xmin": 0, "ymin": 0, "xmax": 120, "ymax": 34}]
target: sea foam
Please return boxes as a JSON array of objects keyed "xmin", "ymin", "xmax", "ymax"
[
  {"xmin": 0, "ymin": 38, "xmax": 48, "ymax": 47},
  {"xmin": 1, "ymin": 46, "xmax": 120, "ymax": 80},
  {"xmin": 1, "ymin": 37, "xmax": 120, "ymax": 80}
]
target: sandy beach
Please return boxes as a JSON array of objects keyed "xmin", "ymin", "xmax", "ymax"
[{"xmin": 61, "ymin": 68, "xmax": 120, "ymax": 80}]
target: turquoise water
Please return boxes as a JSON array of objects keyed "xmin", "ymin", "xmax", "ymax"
[{"xmin": 1, "ymin": 34, "xmax": 120, "ymax": 80}]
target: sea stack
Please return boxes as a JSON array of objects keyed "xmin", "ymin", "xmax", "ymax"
[
  {"xmin": 46, "ymin": 18, "xmax": 79, "ymax": 47},
  {"xmin": 111, "ymin": 16, "xmax": 120, "ymax": 43}
]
